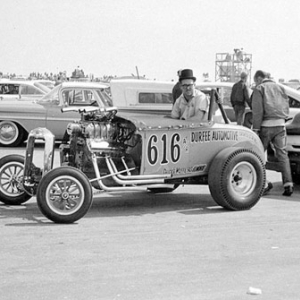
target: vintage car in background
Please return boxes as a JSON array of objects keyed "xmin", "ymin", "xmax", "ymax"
[
  {"xmin": 109, "ymin": 79, "xmax": 300, "ymax": 181},
  {"xmin": 109, "ymin": 79, "xmax": 241, "ymax": 117},
  {"xmin": 282, "ymin": 79, "xmax": 300, "ymax": 91},
  {"xmin": 0, "ymin": 91, "xmax": 266, "ymax": 223},
  {"xmin": 0, "ymin": 81, "xmax": 111, "ymax": 147},
  {"xmin": 109, "ymin": 79, "xmax": 300, "ymax": 126},
  {"xmin": 0, "ymin": 79, "xmax": 50, "ymax": 101}
]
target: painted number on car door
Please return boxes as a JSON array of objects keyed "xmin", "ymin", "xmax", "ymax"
[{"xmin": 147, "ymin": 133, "xmax": 180, "ymax": 165}]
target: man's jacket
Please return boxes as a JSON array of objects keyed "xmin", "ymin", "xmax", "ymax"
[
  {"xmin": 230, "ymin": 80, "xmax": 251, "ymax": 107},
  {"xmin": 252, "ymin": 79, "xmax": 289, "ymax": 130}
]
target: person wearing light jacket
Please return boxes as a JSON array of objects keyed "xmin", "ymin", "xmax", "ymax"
[{"xmin": 252, "ymin": 70, "xmax": 293, "ymax": 196}]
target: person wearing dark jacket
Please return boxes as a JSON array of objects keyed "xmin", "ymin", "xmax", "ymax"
[
  {"xmin": 230, "ymin": 71, "xmax": 251, "ymax": 125},
  {"xmin": 172, "ymin": 70, "xmax": 182, "ymax": 104}
]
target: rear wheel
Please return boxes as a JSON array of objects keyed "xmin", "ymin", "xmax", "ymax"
[
  {"xmin": 208, "ymin": 148, "xmax": 265, "ymax": 210},
  {"xmin": 0, "ymin": 121, "xmax": 25, "ymax": 147},
  {"xmin": 0, "ymin": 155, "xmax": 32, "ymax": 205},
  {"xmin": 36, "ymin": 167, "xmax": 93, "ymax": 223}
]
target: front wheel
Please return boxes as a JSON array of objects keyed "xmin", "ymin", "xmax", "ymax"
[
  {"xmin": 36, "ymin": 167, "xmax": 93, "ymax": 223},
  {"xmin": 208, "ymin": 148, "xmax": 266, "ymax": 210},
  {"xmin": 0, "ymin": 154, "xmax": 32, "ymax": 205}
]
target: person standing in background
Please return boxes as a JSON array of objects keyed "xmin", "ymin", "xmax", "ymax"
[
  {"xmin": 230, "ymin": 71, "xmax": 251, "ymax": 125},
  {"xmin": 172, "ymin": 69, "xmax": 182, "ymax": 104},
  {"xmin": 252, "ymin": 70, "xmax": 293, "ymax": 196}
]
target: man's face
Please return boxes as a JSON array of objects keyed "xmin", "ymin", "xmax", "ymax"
[
  {"xmin": 254, "ymin": 76, "xmax": 263, "ymax": 86},
  {"xmin": 181, "ymin": 79, "xmax": 195, "ymax": 97}
]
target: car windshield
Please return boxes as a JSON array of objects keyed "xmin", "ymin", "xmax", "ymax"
[
  {"xmin": 37, "ymin": 84, "xmax": 113, "ymax": 108},
  {"xmin": 38, "ymin": 81, "xmax": 55, "ymax": 89},
  {"xmin": 33, "ymin": 82, "xmax": 51, "ymax": 93},
  {"xmin": 96, "ymin": 89, "xmax": 113, "ymax": 107},
  {"xmin": 37, "ymin": 84, "xmax": 60, "ymax": 103}
]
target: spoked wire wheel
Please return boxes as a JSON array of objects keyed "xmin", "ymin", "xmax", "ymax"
[
  {"xmin": 37, "ymin": 167, "xmax": 93, "ymax": 223},
  {"xmin": 0, "ymin": 154, "xmax": 31, "ymax": 205}
]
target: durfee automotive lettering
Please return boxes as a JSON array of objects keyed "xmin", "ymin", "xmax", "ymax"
[
  {"xmin": 191, "ymin": 130, "xmax": 238, "ymax": 143},
  {"xmin": 147, "ymin": 133, "xmax": 181, "ymax": 165},
  {"xmin": 191, "ymin": 131, "xmax": 211, "ymax": 143}
]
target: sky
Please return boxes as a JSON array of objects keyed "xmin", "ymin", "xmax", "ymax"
[{"xmin": 1, "ymin": 0, "xmax": 300, "ymax": 82}]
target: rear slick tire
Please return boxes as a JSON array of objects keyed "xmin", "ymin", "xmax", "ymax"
[{"xmin": 208, "ymin": 148, "xmax": 266, "ymax": 210}]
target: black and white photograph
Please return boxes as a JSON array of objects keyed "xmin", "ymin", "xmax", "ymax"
[{"xmin": 1, "ymin": 0, "xmax": 300, "ymax": 299}]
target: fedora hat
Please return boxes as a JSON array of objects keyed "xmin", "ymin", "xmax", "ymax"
[{"xmin": 179, "ymin": 69, "xmax": 196, "ymax": 82}]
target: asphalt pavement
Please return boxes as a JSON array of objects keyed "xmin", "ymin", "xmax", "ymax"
[{"xmin": 1, "ymin": 146, "xmax": 300, "ymax": 300}]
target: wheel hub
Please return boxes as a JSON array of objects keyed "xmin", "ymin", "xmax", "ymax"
[
  {"xmin": 232, "ymin": 171, "xmax": 242, "ymax": 185},
  {"xmin": 8, "ymin": 174, "xmax": 20, "ymax": 187},
  {"xmin": 0, "ymin": 125, "xmax": 15, "ymax": 140},
  {"xmin": 61, "ymin": 192, "xmax": 70, "ymax": 200}
]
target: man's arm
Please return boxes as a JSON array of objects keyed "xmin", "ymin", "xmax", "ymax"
[
  {"xmin": 187, "ymin": 111, "xmax": 207, "ymax": 122},
  {"xmin": 252, "ymin": 88, "xmax": 264, "ymax": 130},
  {"xmin": 230, "ymin": 84, "xmax": 236, "ymax": 107},
  {"xmin": 171, "ymin": 100, "xmax": 180, "ymax": 119},
  {"xmin": 244, "ymin": 85, "xmax": 252, "ymax": 109}
]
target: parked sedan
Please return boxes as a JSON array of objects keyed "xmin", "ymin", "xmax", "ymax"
[
  {"xmin": 0, "ymin": 81, "xmax": 111, "ymax": 146},
  {"xmin": 109, "ymin": 79, "xmax": 300, "ymax": 126},
  {"xmin": 0, "ymin": 79, "xmax": 50, "ymax": 101}
]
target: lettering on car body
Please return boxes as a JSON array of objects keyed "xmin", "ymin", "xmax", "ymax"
[
  {"xmin": 147, "ymin": 130, "xmax": 240, "ymax": 166},
  {"xmin": 191, "ymin": 130, "xmax": 238, "ymax": 143}
]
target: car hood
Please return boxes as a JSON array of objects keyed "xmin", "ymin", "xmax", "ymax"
[
  {"xmin": 117, "ymin": 111, "xmax": 189, "ymax": 129},
  {"xmin": 116, "ymin": 111, "xmax": 236, "ymax": 131}
]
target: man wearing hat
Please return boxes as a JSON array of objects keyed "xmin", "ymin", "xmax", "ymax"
[
  {"xmin": 230, "ymin": 71, "xmax": 251, "ymax": 125},
  {"xmin": 171, "ymin": 69, "xmax": 209, "ymax": 121}
]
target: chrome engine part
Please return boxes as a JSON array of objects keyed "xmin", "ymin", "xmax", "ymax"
[{"xmin": 60, "ymin": 114, "xmax": 140, "ymax": 188}]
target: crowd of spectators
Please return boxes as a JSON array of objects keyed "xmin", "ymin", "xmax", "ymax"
[
  {"xmin": 0, "ymin": 70, "xmax": 67, "ymax": 82},
  {"xmin": 0, "ymin": 67, "xmax": 138, "ymax": 85}
]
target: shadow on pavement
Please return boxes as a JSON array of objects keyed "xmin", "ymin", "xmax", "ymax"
[
  {"xmin": 89, "ymin": 191, "xmax": 226, "ymax": 217},
  {"xmin": 4, "ymin": 180, "xmax": 297, "ymax": 225},
  {"xmin": 262, "ymin": 180, "xmax": 300, "ymax": 202},
  {"xmin": 0, "ymin": 190, "xmax": 227, "ymax": 226}
]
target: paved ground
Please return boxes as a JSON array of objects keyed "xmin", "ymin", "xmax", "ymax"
[{"xmin": 1, "ymin": 146, "xmax": 300, "ymax": 300}]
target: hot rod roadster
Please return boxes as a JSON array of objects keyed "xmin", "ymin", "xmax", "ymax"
[{"xmin": 0, "ymin": 90, "xmax": 266, "ymax": 223}]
